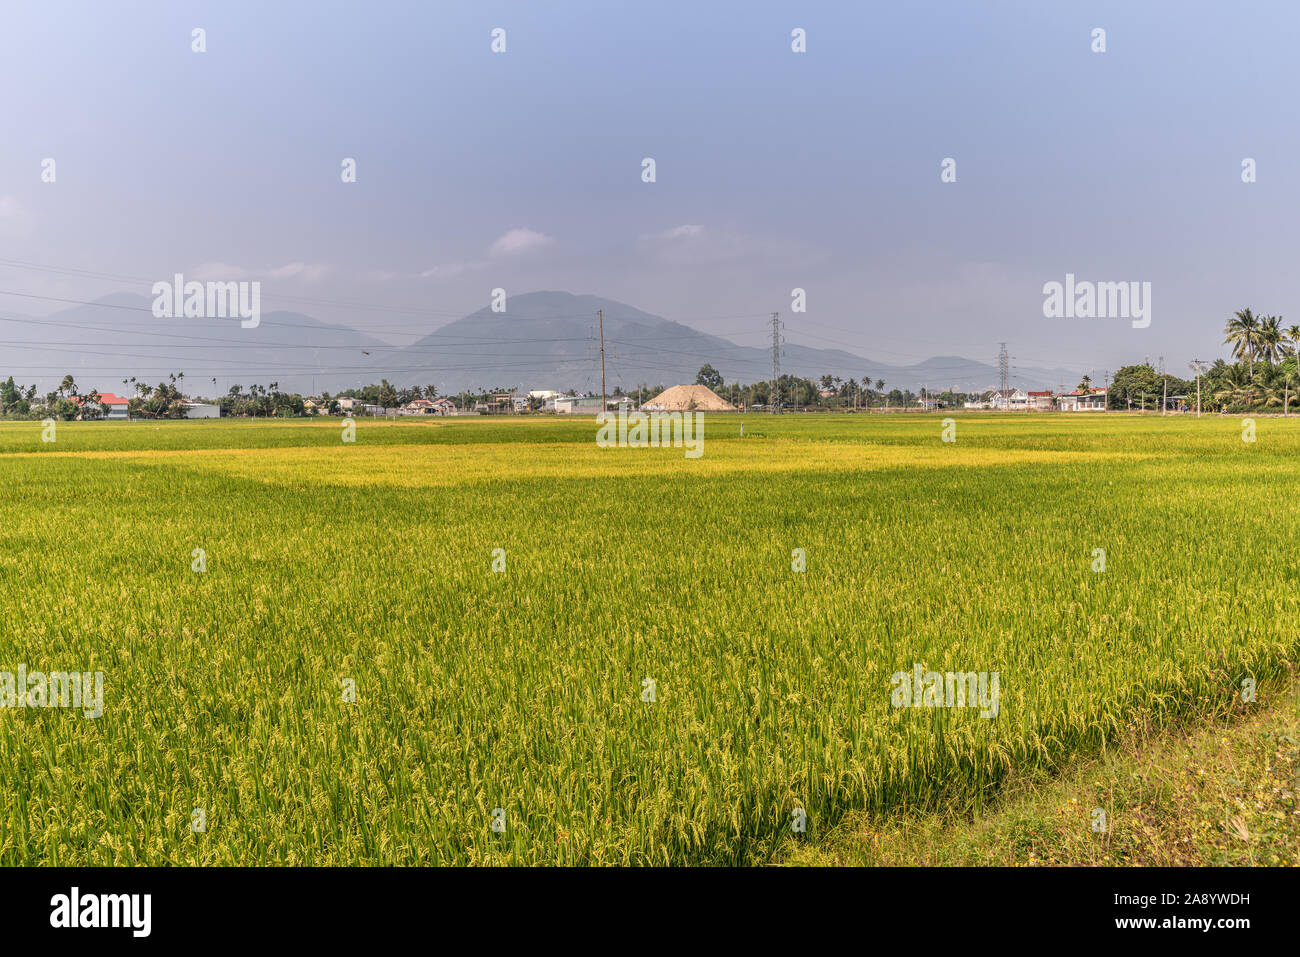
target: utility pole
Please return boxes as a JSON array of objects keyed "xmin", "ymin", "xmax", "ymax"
[
  {"xmin": 1189, "ymin": 360, "xmax": 1206, "ymax": 418},
  {"xmin": 1103, "ymin": 371, "xmax": 1109, "ymax": 413},
  {"xmin": 770, "ymin": 312, "xmax": 782, "ymax": 414},
  {"xmin": 598, "ymin": 309, "xmax": 606, "ymax": 414}
]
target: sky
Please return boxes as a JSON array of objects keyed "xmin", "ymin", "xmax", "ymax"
[{"xmin": 1, "ymin": 0, "xmax": 1297, "ymax": 383}]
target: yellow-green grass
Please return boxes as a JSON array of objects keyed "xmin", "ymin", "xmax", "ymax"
[
  {"xmin": 0, "ymin": 413, "xmax": 1296, "ymax": 864},
  {"xmin": 783, "ymin": 678, "xmax": 1300, "ymax": 866}
]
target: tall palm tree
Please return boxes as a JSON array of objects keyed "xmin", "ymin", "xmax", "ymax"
[
  {"xmin": 1214, "ymin": 363, "xmax": 1255, "ymax": 410},
  {"xmin": 1256, "ymin": 363, "xmax": 1285, "ymax": 409},
  {"xmin": 1285, "ymin": 323, "xmax": 1300, "ymax": 360},
  {"xmin": 1224, "ymin": 308, "xmax": 1262, "ymax": 376},
  {"xmin": 1258, "ymin": 315, "xmax": 1285, "ymax": 366}
]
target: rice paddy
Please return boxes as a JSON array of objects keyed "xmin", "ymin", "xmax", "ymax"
[{"xmin": 1, "ymin": 413, "xmax": 1297, "ymax": 865}]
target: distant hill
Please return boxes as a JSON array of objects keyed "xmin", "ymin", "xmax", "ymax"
[
  {"xmin": 1, "ymin": 290, "xmax": 1095, "ymax": 396},
  {"xmin": 401, "ymin": 292, "xmax": 1095, "ymax": 394},
  {"xmin": 0, "ymin": 292, "xmax": 392, "ymax": 395}
]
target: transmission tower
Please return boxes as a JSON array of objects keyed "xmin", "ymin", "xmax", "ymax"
[
  {"xmin": 598, "ymin": 309, "xmax": 606, "ymax": 413},
  {"xmin": 770, "ymin": 311, "xmax": 782, "ymax": 414},
  {"xmin": 997, "ymin": 342, "xmax": 1009, "ymax": 409}
]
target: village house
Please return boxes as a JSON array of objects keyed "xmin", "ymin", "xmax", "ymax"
[
  {"xmin": 399, "ymin": 398, "xmax": 437, "ymax": 415},
  {"xmin": 72, "ymin": 392, "xmax": 131, "ymax": 420},
  {"xmin": 1057, "ymin": 388, "xmax": 1107, "ymax": 411},
  {"xmin": 987, "ymin": 388, "xmax": 1028, "ymax": 411},
  {"xmin": 1027, "ymin": 390, "xmax": 1055, "ymax": 411}
]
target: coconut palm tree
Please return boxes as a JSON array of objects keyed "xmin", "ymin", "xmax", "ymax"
[
  {"xmin": 1287, "ymin": 323, "xmax": 1300, "ymax": 359},
  {"xmin": 1256, "ymin": 363, "xmax": 1287, "ymax": 409},
  {"xmin": 1266, "ymin": 356, "xmax": 1299, "ymax": 415},
  {"xmin": 1258, "ymin": 315, "xmax": 1285, "ymax": 366},
  {"xmin": 1224, "ymin": 308, "xmax": 1262, "ymax": 376},
  {"xmin": 1213, "ymin": 363, "xmax": 1254, "ymax": 410}
]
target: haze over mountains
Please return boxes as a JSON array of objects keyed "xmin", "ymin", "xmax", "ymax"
[{"xmin": 2, "ymin": 291, "xmax": 1096, "ymax": 397}]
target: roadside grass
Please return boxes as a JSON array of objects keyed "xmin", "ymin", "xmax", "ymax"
[{"xmin": 782, "ymin": 677, "xmax": 1300, "ymax": 866}]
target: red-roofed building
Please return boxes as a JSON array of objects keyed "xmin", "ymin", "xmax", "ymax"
[
  {"xmin": 1027, "ymin": 390, "xmax": 1055, "ymax": 410},
  {"xmin": 72, "ymin": 392, "xmax": 131, "ymax": 419}
]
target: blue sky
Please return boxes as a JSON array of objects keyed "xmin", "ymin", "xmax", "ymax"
[{"xmin": 1, "ymin": 0, "xmax": 1296, "ymax": 381}]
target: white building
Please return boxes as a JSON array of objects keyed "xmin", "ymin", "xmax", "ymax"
[
  {"xmin": 555, "ymin": 396, "xmax": 604, "ymax": 414},
  {"xmin": 1058, "ymin": 389, "xmax": 1107, "ymax": 411},
  {"xmin": 988, "ymin": 388, "xmax": 1028, "ymax": 410},
  {"xmin": 399, "ymin": 398, "xmax": 437, "ymax": 415}
]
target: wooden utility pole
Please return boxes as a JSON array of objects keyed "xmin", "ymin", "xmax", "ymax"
[{"xmin": 598, "ymin": 309, "xmax": 606, "ymax": 413}]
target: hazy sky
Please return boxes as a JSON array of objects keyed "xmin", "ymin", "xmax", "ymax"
[{"xmin": 1, "ymin": 0, "xmax": 1296, "ymax": 380}]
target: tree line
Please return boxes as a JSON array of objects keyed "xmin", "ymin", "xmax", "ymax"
[{"xmin": 692, "ymin": 363, "xmax": 972, "ymax": 410}]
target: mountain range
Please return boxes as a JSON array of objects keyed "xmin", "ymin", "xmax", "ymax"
[{"xmin": 0, "ymin": 290, "xmax": 1098, "ymax": 397}]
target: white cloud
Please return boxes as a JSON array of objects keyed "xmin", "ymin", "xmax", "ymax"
[
  {"xmin": 191, "ymin": 262, "xmax": 330, "ymax": 281},
  {"xmin": 640, "ymin": 225, "xmax": 824, "ymax": 268},
  {"xmin": 654, "ymin": 224, "xmax": 705, "ymax": 240},
  {"xmin": 420, "ymin": 261, "xmax": 486, "ymax": 280},
  {"xmin": 191, "ymin": 261, "xmax": 252, "ymax": 279},
  {"xmin": 269, "ymin": 262, "xmax": 330, "ymax": 281},
  {"xmin": 0, "ymin": 196, "xmax": 32, "ymax": 238},
  {"xmin": 489, "ymin": 227, "xmax": 554, "ymax": 257}
]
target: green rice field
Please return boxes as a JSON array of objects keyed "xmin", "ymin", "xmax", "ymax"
[{"xmin": 0, "ymin": 413, "xmax": 1296, "ymax": 864}]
